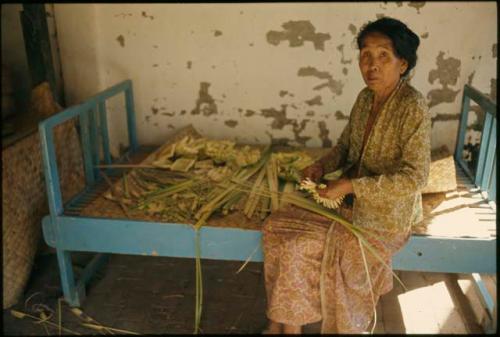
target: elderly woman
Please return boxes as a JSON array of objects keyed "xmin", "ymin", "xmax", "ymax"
[{"xmin": 262, "ymin": 17, "xmax": 431, "ymax": 334}]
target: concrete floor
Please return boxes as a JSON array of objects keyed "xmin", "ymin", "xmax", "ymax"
[
  {"xmin": 3, "ymin": 252, "xmax": 274, "ymax": 335},
  {"xmin": 3, "ymin": 250, "xmax": 489, "ymax": 335}
]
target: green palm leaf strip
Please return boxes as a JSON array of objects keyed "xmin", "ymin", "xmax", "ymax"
[
  {"xmin": 266, "ymin": 156, "xmax": 279, "ymax": 211},
  {"xmin": 243, "ymin": 165, "xmax": 267, "ymax": 218},
  {"xmin": 134, "ymin": 178, "xmax": 200, "ymax": 209},
  {"xmin": 192, "ymin": 147, "xmax": 271, "ymax": 333},
  {"xmin": 358, "ymin": 237, "xmax": 377, "ymax": 334},
  {"xmin": 194, "ymin": 229, "xmax": 203, "ymax": 334}
]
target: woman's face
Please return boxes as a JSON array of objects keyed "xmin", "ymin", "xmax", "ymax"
[{"xmin": 359, "ymin": 32, "xmax": 408, "ymax": 96}]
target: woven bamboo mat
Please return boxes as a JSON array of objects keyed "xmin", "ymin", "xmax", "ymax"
[{"xmin": 414, "ymin": 163, "xmax": 495, "ymax": 238}]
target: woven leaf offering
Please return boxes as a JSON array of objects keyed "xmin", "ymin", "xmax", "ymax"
[{"xmin": 298, "ymin": 178, "xmax": 345, "ymax": 209}]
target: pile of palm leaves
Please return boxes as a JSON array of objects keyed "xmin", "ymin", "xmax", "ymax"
[{"xmin": 103, "ymin": 135, "xmax": 316, "ymax": 225}]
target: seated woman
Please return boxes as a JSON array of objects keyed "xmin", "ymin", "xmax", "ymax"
[{"xmin": 262, "ymin": 17, "xmax": 431, "ymax": 334}]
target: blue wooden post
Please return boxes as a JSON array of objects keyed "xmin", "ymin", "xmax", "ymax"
[
  {"xmin": 475, "ymin": 112, "xmax": 493, "ymax": 187},
  {"xmin": 487, "ymin": 161, "xmax": 496, "ymax": 202},
  {"xmin": 124, "ymin": 80, "xmax": 139, "ymax": 151},
  {"xmin": 98, "ymin": 101, "xmax": 112, "ymax": 166},
  {"xmin": 471, "ymin": 273, "xmax": 495, "ymax": 317},
  {"xmin": 454, "ymin": 90, "xmax": 470, "ymax": 164},
  {"xmin": 56, "ymin": 249, "xmax": 84, "ymax": 307},
  {"xmin": 79, "ymin": 109, "xmax": 95, "ymax": 186},
  {"xmin": 88, "ymin": 104, "xmax": 101, "ymax": 181},
  {"xmin": 479, "ymin": 117, "xmax": 496, "ymax": 192},
  {"xmin": 39, "ymin": 124, "xmax": 63, "ymax": 219}
]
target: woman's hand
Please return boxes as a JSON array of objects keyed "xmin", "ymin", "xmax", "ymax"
[
  {"xmin": 301, "ymin": 162, "xmax": 323, "ymax": 182},
  {"xmin": 317, "ymin": 178, "xmax": 354, "ymax": 201}
]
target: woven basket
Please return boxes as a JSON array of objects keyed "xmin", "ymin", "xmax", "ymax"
[{"xmin": 2, "ymin": 118, "xmax": 85, "ymax": 309}]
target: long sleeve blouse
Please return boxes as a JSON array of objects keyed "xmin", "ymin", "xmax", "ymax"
[{"xmin": 318, "ymin": 80, "xmax": 431, "ymax": 232}]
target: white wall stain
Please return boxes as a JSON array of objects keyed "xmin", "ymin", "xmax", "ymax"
[{"xmin": 54, "ymin": 3, "xmax": 497, "ymax": 154}]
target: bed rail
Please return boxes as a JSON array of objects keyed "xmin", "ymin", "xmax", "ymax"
[
  {"xmin": 454, "ymin": 84, "xmax": 496, "ymax": 204},
  {"xmin": 39, "ymin": 80, "xmax": 138, "ymax": 221}
]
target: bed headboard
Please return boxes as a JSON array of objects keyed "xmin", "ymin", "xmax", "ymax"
[
  {"xmin": 39, "ymin": 79, "xmax": 138, "ymax": 218},
  {"xmin": 454, "ymin": 84, "xmax": 497, "ymax": 203}
]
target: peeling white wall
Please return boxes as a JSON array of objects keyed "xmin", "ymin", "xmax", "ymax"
[
  {"xmin": 53, "ymin": 4, "xmax": 102, "ymax": 104},
  {"xmin": 53, "ymin": 2, "xmax": 497, "ymax": 156}
]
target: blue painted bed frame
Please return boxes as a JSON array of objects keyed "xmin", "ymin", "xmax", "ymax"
[{"xmin": 40, "ymin": 80, "xmax": 496, "ymax": 314}]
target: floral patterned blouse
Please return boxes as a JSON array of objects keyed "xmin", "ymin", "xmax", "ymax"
[{"xmin": 319, "ymin": 79, "xmax": 431, "ymax": 233}]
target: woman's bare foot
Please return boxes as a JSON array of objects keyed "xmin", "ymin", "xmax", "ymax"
[
  {"xmin": 283, "ymin": 323, "xmax": 302, "ymax": 334},
  {"xmin": 262, "ymin": 320, "xmax": 282, "ymax": 334}
]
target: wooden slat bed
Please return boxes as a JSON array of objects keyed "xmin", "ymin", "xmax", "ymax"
[{"xmin": 39, "ymin": 80, "xmax": 496, "ymax": 317}]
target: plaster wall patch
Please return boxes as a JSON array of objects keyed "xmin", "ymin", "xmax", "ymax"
[
  {"xmin": 266, "ymin": 20, "xmax": 331, "ymax": 51},
  {"xmin": 191, "ymin": 82, "xmax": 218, "ymax": 116},
  {"xmin": 318, "ymin": 121, "xmax": 332, "ymax": 148},
  {"xmin": 116, "ymin": 35, "xmax": 125, "ymax": 47}
]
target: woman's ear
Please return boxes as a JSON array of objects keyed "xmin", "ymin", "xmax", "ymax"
[{"xmin": 400, "ymin": 60, "xmax": 409, "ymax": 75}]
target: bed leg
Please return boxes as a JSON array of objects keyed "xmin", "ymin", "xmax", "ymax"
[
  {"xmin": 56, "ymin": 249, "xmax": 85, "ymax": 307},
  {"xmin": 74, "ymin": 253, "xmax": 109, "ymax": 295}
]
